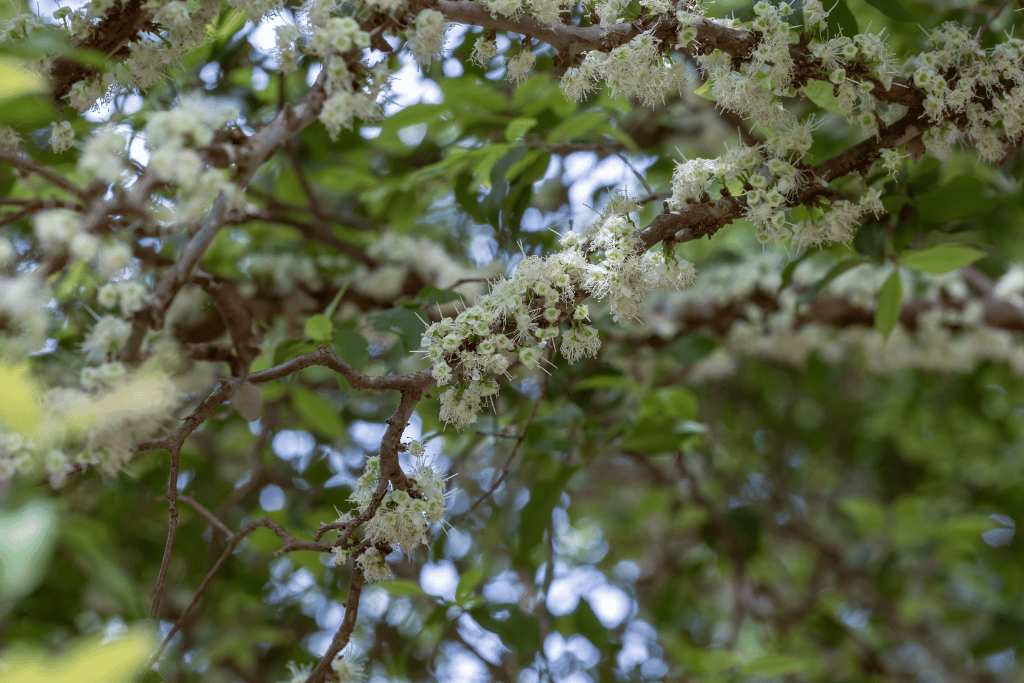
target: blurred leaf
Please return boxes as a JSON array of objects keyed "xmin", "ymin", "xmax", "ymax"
[
  {"xmin": 0, "ymin": 362, "xmax": 41, "ymax": 433},
  {"xmin": 369, "ymin": 307, "xmax": 427, "ymax": 353},
  {"xmin": 233, "ymin": 381, "xmax": 262, "ymax": 422},
  {"xmin": 0, "ymin": 57, "xmax": 46, "ymax": 100},
  {"xmin": 875, "ymin": 270, "xmax": 903, "ymax": 340},
  {"xmin": 916, "ymin": 176, "xmax": 999, "ymax": 223},
  {"xmin": 740, "ymin": 655, "xmax": 808, "ymax": 676},
  {"xmin": 291, "ymin": 388, "xmax": 345, "ymax": 440},
  {"xmin": 381, "ymin": 580, "xmax": 426, "ymax": 597},
  {"xmin": 5, "ymin": 627, "xmax": 156, "ymax": 683},
  {"xmin": 901, "ymin": 244, "xmax": 984, "ymax": 274},
  {"xmin": 0, "ymin": 500, "xmax": 57, "ymax": 605},
  {"xmin": 304, "ymin": 314, "xmax": 333, "ymax": 342},
  {"xmin": 862, "ymin": 0, "xmax": 917, "ymax": 21},
  {"xmin": 516, "ymin": 466, "xmax": 578, "ymax": 565},
  {"xmin": 468, "ymin": 604, "xmax": 540, "ymax": 652}
]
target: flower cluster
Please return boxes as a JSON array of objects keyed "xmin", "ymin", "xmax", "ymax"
[
  {"xmin": 346, "ymin": 449, "xmax": 448, "ymax": 551},
  {"xmin": 420, "ymin": 201, "xmax": 694, "ymax": 429},
  {"xmin": 561, "ymin": 32, "xmax": 688, "ymax": 106},
  {"xmin": 406, "ymin": 9, "xmax": 447, "ymax": 65}
]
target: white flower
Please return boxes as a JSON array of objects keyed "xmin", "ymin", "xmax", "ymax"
[
  {"xmin": 50, "ymin": 121, "xmax": 75, "ymax": 153},
  {"xmin": 79, "ymin": 127, "xmax": 127, "ymax": 184},
  {"xmin": 356, "ymin": 546, "xmax": 393, "ymax": 582},
  {"xmin": 331, "ymin": 646, "xmax": 367, "ymax": 683},
  {"xmin": 506, "ymin": 51, "xmax": 537, "ymax": 84},
  {"xmin": 81, "ymin": 315, "xmax": 132, "ymax": 361}
]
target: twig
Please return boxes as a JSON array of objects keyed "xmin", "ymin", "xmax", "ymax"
[
  {"xmin": 976, "ymin": 0, "xmax": 1015, "ymax": 40},
  {"xmin": 149, "ymin": 516, "xmax": 333, "ymax": 666},
  {"xmin": 149, "ymin": 445, "xmax": 181, "ymax": 619},
  {"xmin": 0, "ymin": 149, "xmax": 89, "ymax": 200},
  {"xmin": 453, "ymin": 353, "xmax": 551, "ymax": 524},
  {"xmin": 174, "ymin": 492, "xmax": 233, "ymax": 536},
  {"xmin": 303, "ymin": 567, "xmax": 366, "ymax": 683}
]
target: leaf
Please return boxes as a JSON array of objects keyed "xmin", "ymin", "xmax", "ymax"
[
  {"xmin": 304, "ymin": 314, "xmax": 333, "ymax": 342},
  {"xmin": 516, "ymin": 466, "xmax": 579, "ymax": 565},
  {"xmin": 273, "ymin": 338, "xmax": 318, "ymax": 367},
  {"xmin": 380, "ymin": 580, "xmax": 426, "ymax": 597},
  {"xmin": 504, "ymin": 116, "xmax": 537, "ymax": 141},
  {"xmin": 0, "ymin": 362, "xmax": 41, "ymax": 433},
  {"xmin": 0, "ymin": 58, "xmax": 47, "ymax": 100},
  {"xmin": 824, "ymin": 0, "xmax": 859, "ymax": 37},
  {"xmin": 692, "ymin": 82, "xmax": 714, "ymax": 100},
  {"xmin": 875, "ymin": 270, "xmax": 903, "ymax": 341},
  {"xmin": 663, "ymin": 333, "xmax": 718, "ymax": 364},
  {"xmin": 801, "ymin": 79, "xmax": 845, "ymax": 115},
  {"xmin": 547, "ymin": 110, "xmax": 610, "ymax": 141},
  {"xmin": 901, "ymin": 245, "xmax": 985, "ymax": 274},
  {"xmin": 368, "ymin": 307, "xmax": 427, "ymax": 353},
  {"xmin": 797, "ymin": 258, "xmax": 867, "ymax": 305},
  {"xmin": 916, "ymin": 176, "xmax": 999, "ymax": 223},
  {"xmin": 468, "ymin": 604, "xmax": 541, "ymax": 652},
  {"xmin": 0, "ymin": 500, "xmax": 57, "ymax": 604},
  {"xmin": 740, "ymin": 655, "xmax": 808, "ymax": 676},
  {"xmin": 862, "ymin": 0, "xmax": 917, "ymax": 21},
  {"xmin": 838, "ymin": 496, "xmax": 886, "ymax": 533},
  {"xmin": 233, "ymin": 381, "xmax": 262, "ymax": 422},
  {"xmin": 4, "ymin": 627, "xmax": 157, "ymax": 683},
  {"xmin": 333, "ymin": 327, "xmax": 369, "ymax": 371},
  {"xmin": 291, "ymin": 389, "xmax": 345, "ymax": 440}
]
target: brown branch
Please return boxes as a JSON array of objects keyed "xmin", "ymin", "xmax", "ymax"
[
  {"xmin": 0, "ymin": 150, "xmax": 89, "ymax": 200},
  {"xmin": 149, "ymin": 445, "xmax": 181, "ymax": 619},
  {"xmin": 120, "ymin": 68, "xmax": 332, "ymax": 363},
  {"xmin": 303, "ymin": 567, "xmax": 366, "ymax": 683},
  {"xmin": 149, "ymin": 516, "xmax": 333, "ymax": 666},
  {"xmin": 174, "ymin": 492, "xmax": 233, "ymax": 536}
]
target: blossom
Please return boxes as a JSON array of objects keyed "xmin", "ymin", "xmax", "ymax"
[{"xmin": 50, "ymin": 121, "xmax": 74, "ymax": 153}]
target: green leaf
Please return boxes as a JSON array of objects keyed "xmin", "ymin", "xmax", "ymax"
[
  {"xmin": 504, "ymin": 116, "xmax": 537, "ymax": 141},
  {"xmin": 0, "ymin": 500, "xmax": 57, "ymax": 605},
  {"xmin": 875, "ymin": 270, "xmax": 903, "ymax": 341},
  {"xmin": 801, "ymin": 79, "xmax": 845, "ymax": 115},
  {"xmin": 516, "ymin": 466, "xmax": 579, "ymax": 565},
  {"xmin": 410, "ymin": 286, "xmax": 463, "ymax": 308},
  {"xmin": 291, "ymin": 388, "xmax": 346, "ymax": 440},
  {"xmin": 916, "ymin": 176, "xmax": 999, "ymax": 223},
  {"xmin": 797, "ymin": 258, "xmax": 867, "ymax": 305},
  {"xmin": 862, "ymin": 0, "xmax": 917, "ymax": 21},
  {"xmin": 838, "ymin": 496, "xmax": 886, "ymax": 533},
  {"xmin": 901, "ymin": 245, "xmax": 985, "ymax": 274},
  {"xmin": 662, "ymin": 333, "xmax": 718, "ymax": 364},
  {"xmin": 304, "ymin": 314, "xmax": 333, "ymax": 342},
  {"xmin": 333, "ymin": 327, "xmax": 369, "ymax": 371},
  {"xmin": 273, "ymin": 339, "xmax": 318, "ymax": 367},
  {"xmin": 740, "ymin": 655, "xmax": 808, "ymax": 676},
  {"xmin": 547, "ymin": 110, "xmax": 610, "ymax": 141},
  {"xmin": 824, "ymin": 0, "xmax": 859, "ymax": 37},
  {"xmin": 692, "ymin": 82, "xmax": 714, "ymax": 100},
  {"xmin": 4, "ymin": 628, "xmax": 157, "ymax": 683},
  {"xmin": 0, "ymin": 58, "xmax": 47, "ymax": 100},
  {"xmin": 380, "ymin": 580, "xmax": 426, "ymax": 597},
  {"xmin": 368, "ymin": 307, "xmax": 427, "ymax": 353},
  {"xmin": 468, "ymin": 604, "xmax": 541, "ymax": 652}
]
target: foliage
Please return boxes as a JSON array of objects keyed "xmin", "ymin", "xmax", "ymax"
[{"xmin": 2, "ymin": 0, "xmax": 1024, "ymax": 681}]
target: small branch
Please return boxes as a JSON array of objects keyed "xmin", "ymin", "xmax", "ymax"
[
  {"xmin": 0, "ymin": 150, "xmax": 89, "ymax": 200},
  {"xmin": 303, "ymin": 567, "xmax": 366, "ymax": 683},
  {"xmin": 149, "ymin": 516, "xmax": 332, "ymax": 666},
  {"xmin": 454, "ymin": 363, "xmax": 549, "ymax": 524},
  {"xmin": 174, "ymin": 492, "xmax": 233, "ymax": 536},
  {"xmin": 149, "ymin": 445, "xmax": 181, "ymax": 619}
]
